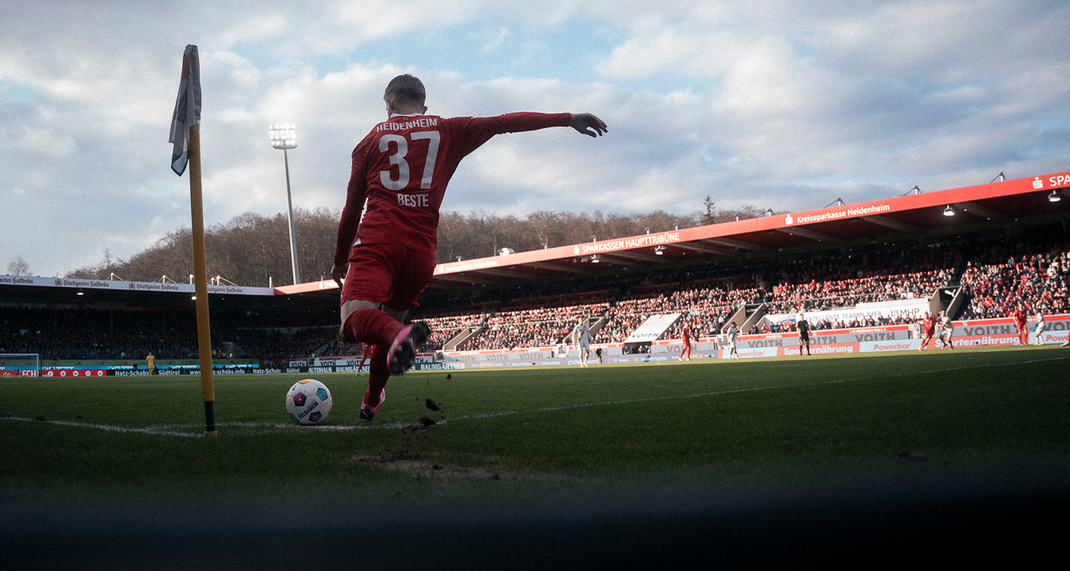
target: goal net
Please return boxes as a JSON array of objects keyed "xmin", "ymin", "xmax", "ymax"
[{"xmin": 0, "ymin": 354, "xmax": 41, "ymax": 377}]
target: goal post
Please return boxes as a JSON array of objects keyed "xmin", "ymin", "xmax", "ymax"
[{"xmin": 0, "ymin": 354, "xmax": 41, "ymax": 377}]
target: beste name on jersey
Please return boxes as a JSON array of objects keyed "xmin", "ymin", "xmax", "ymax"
[{"xmin": 398, "ymin": 193, "xmax": 430, "ymax": 207}]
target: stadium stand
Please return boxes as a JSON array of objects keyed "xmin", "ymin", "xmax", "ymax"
[
  {"xmin": 4, "ymin": 233, "xmax": 1068, "ymax": 361},
  {"xmin": 4, "ymin": 170, "xmax": 1069, "ymax": 364},
  {"xmin": 3, "ymin": 237, "xmax": 1067, "ymax": 362},
  {"xmin": 960, "ymin": 248, "xmax": 1069, "ymax": 319}
]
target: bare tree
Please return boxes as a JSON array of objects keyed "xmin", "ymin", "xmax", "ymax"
[
  {"xmin": 75, "ymin": 204, "xmax": 773, "ymax": 285},
  {"xmin": 701, "ymin": 196, "xmax": 716, "ymax": 226},
  {"xmin": 66, "ymin": 250, "xmax": 122, "ymax": 279},
  {"xmin": 526, "ymin": 211, "xmax": 561, "ymax": 250},
  {"xmin": 7, "ymin": 255, "xmax": 30, "ymax": 276}
]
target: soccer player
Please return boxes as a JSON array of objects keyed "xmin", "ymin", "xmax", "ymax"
[
  {"xmin": 797, "ymin": 314, "xmax": 812, "ymax": 356},
  {"xmin": 576, "ymin": 320, "xmax": 591, "ymax": 367},
  {"xmin": 1034, "ymin": 310, "xmax": 1047, "ymax": 345},
  {"xmin": 727, "ymin": 323, "xmax": 739, "ymax": 359},
  {"xmin": 332, "ymin": 74, "xmax": 607, "ymax": 421},
  {"xmin": 918, "ymin": 311, "xmax": 937, "ymax": 351},
  {"xmin": 1013, "ymin": 303, "xmax": 1028, "ymax": 346},
  {"xmin": 937, "ymin": 310, "xmax": 954, "ymax": 349},
  {"xmin": 146, "ymin": 352, "xmax": 156, "ymax": 376},
  {"xmin": 355, "ymin": 342, "xmax": 371, "ymax": 376},
  {"xmin": 679, "ymin": 326, "xmax": 692, "ymax": 361}
]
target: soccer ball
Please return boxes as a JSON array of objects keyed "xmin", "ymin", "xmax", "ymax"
[{"xmin": 285, "ymin": 379, "xmax": 333, "ymax": 425}]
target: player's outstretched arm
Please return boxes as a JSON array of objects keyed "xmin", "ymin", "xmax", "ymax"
[{"xmin": 570, "ymin": 113, "xmax": 608, "ymax": 138}]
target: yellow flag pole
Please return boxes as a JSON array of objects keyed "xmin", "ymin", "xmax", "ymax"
[{"xmin": 187, "ymin": 124, "xmax": 217, "ymax": 437}]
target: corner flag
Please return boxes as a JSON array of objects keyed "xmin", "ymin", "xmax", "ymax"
[
  {"xmin": 169, "ymin": 44, "xmax": 216, "ymax": 437},
  {"xmin": 169, "ymin": 45, "xmax": 201, "ymax": 176}
]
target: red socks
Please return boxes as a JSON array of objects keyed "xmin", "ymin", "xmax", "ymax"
[
  {"xmin": 363, "ymin": 344, "xmax": 389, "ymax": 407},
  {"xmin": 343, "ymin": 308, "xmax": 403, "ymax": 410},
  {"xmin": 341, "ymin": 308, "xmax": 404, "ymax": 346}
]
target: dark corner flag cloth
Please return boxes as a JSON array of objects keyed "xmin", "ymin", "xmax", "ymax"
[{"xmin": 169, "ymin": 44, "xmax": 201, "ymax": 176}]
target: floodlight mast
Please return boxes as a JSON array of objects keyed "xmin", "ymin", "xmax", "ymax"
[{"xmin": 270, "ymin": 124, "xmax": 301, "ymax": 285}]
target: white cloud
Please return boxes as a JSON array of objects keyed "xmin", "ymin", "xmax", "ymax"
[
  {"xmin": 216, "ymin": 13, "xmax": 289, "ymax": 48},
  {"xmin": 480, "ymin": 27, "xmax": 513, "ymax": 53},
  {"xmin": 1, "ymin": 0, "xmax": 1068, "ymax": 276},
  {"xmin": 16, "ymin": 126, "xmax": 76, "ymax": 156}
]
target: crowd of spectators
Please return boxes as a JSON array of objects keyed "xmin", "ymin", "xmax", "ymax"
[
  {"xmin": 1, "ymin": 307, "xmax": 199, "ymax": 361},
  {"xmin": 752, "ymin": 313, "xmax": 915, "ymax": 335},
  {"xmin": 5, "ymin": 234, "xmax": 1068, "ymax": 361},
  {"xmin": 764, "ymin": 269, "xmax": 951, "ymax": 314},
  {"xmin": 960, "ymin": 247, "xmax": 1069, "ymax": 319},
  {"xmin": 0, "ymin": 307, "xmax": 342, "ymax": 363},
  {"xmin": 457, "ymin": 303, "xmax": 609, "ymax": 351},
  {"xmin": 412, "ymin": 263, "xmax": 957, "ymax": 348},
  {"xmin": 596, "ymin": 284, "xmax": 755, "ymax": 344}
]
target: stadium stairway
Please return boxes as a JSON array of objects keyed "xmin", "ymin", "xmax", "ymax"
[
  {"xmin": 444, "ymin": 324, "xmax": 485, "ymax": 351},
  {"xmin": 588, "ymin": 315, "xmax": 608, "ymax": 340},
  {"xmin": 738, "ymin": 303, "xmax": 767, "ymax": 334}
]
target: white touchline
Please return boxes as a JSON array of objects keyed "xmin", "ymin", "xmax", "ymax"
[
  {"xmin": 1, "ymin": 416, "xmax": 201, "ymax": 438},
  {"xmin": 0, "ymin": 416, "xmax": 423, "ymax": 437},
  {"xmin": 4, "ymin": 355, "xmax": 1065, "ymax": 438}
]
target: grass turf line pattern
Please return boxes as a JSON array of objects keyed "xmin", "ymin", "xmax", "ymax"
[{"xmin": 5, "ymin": 352, "xmax": 1065, "ymax": 438}]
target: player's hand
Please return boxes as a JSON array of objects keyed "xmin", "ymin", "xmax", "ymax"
[
  {"xmin": 331, "ymin": 263, "xmax": 348, "ymax": 288},
  {"xmin": 570, "ymin": 113, "xmax": 608, "ymax": 138}
]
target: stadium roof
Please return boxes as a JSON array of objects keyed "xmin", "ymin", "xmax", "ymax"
[
  {"xmin": 279, "ymin": 169, "xmax": 1070, "ymax": 293},
  {"xmin": 4, "ymin": 170, "xmax": 1067, "ymax": 314}
]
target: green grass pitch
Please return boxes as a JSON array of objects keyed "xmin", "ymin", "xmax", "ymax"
[
  {"xmin": 3, "ymin": 345, "xmax": 1068, "ymax": 489},
  {"xmin": 2, "ymin": 345, "xmax": 1068, "ymax": 568}
]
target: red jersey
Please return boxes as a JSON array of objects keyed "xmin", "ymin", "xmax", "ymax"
[
  {"xmin": 1014, "ymin": 308, "xmax": 1027, "ymax": 326},
  {"xmin": 335, "ymin": 112, "xmax": 572, "ymax": 264}
]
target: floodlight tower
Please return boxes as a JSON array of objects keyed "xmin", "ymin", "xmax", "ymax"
[{"xmin": 269, "ymin": 124, "xmax": 301, "ymax": 285}]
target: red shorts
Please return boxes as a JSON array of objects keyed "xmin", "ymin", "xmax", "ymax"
[{"xmin": 340, "ymin": 242, "xmax": 435, "ymax": 311}]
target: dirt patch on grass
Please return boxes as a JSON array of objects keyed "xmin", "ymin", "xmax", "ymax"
[
  {"xmin": 352, "ymin": 455, "xmax": 505, "ymax": 482},
  {"xmin": 349, "ymin": 422, "xmax": 507, "ymax": 481}
]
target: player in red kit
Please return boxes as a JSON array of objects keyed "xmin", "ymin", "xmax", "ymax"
[
  {"xmin": 1013, "ymin": 303, "xmax": 1028, "ymax": 345},
  {"xmin": 332, "ymin": 74, "xmax": 607, "ymax": 421},
  {"xmin": 679, "ymin": 326, "xmax": 692, "ymax": 361},
  {"xmin": 355, "ymin": 342, "xmax": 371, "ymax": 376},
  {"xmin": 918, "ymin": 311, "xmax": 937, "ymax": 352}
]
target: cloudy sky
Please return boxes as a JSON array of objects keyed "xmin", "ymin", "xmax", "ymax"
[{"xmin": 2, "ymin": 1, "xmax": 1068, "ymax": 277}]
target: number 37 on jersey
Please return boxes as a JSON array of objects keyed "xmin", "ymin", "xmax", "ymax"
[{"xmin": 378, "ymin": 131, "xmax": 440, "ymax": 200}]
